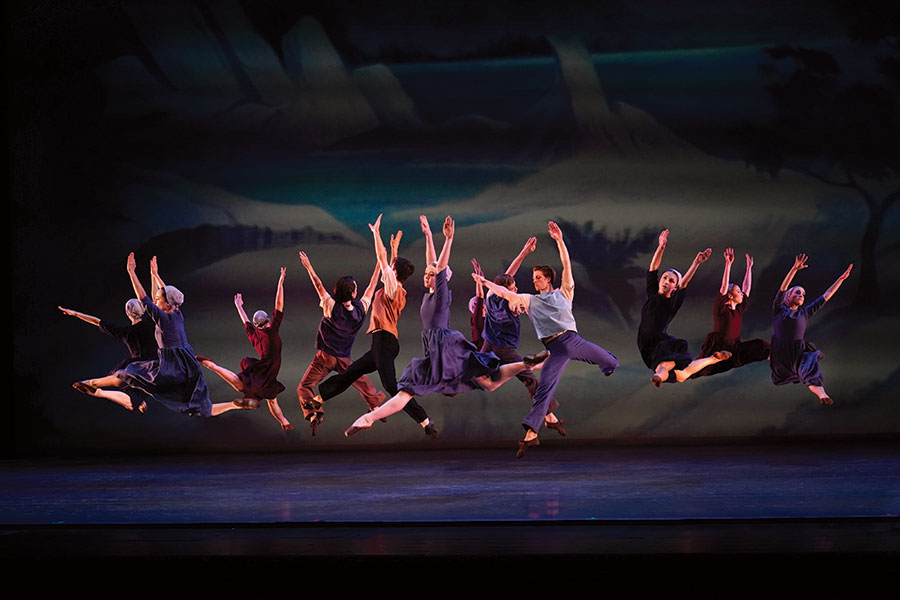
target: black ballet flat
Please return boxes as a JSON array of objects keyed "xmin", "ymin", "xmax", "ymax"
[
  {"xmin": 545, "ymin": 419, "xmax": 567, "ymax": 436},
  {"xmin": 344, "ymin": 424, "xmax": 370, "ymax": 437},
  {"xmin": 516, "ymin": 437, "xmax": 540, "ymax": 458},
  {"xmin": 523, "ymin": 350, "xmax": 550, "ymax": 368}
]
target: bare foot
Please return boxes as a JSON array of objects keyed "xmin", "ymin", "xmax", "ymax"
[{"xmin": 712, "ymin": 351, "xmax": 733, "ymax": 361}]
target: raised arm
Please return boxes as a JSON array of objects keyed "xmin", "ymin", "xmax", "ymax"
[
  {"xmin": 742, "ymin": 253, "xmax": 754, "ymax": 297},
  {"xmin": 680, "ymin": 247, "xmax": 712, "ymax": 289},
  {"xmin": 275, "ymin": 267, "xmax": 286, "ymax": 313},
  {"xmin": 299, "ymin": 251, "xmax": 334, "ymax": 317},
  {"xmin": 823, "ymin": 264, "xmax": 853, "ymax": 301},
  {"xmin": 780, "ymin": 254, "xmax": 808, "ymax": 292},
  {"xmin": 420, "ymin": 215, "xmax": 436, "ymax": 266},
  {"xmin": 548, "ymin": 221, "xmax": 574, "ymax": 300},
  {"xmin": 360, "ymin": 261, "xmax": 380, "ymax": 311},
  {"xmin": 127, "ymin": 253, "xmax": 147, "ymax": 300},
  {"xmin": 234, "ymin": 293, "xmax": 250, "ymax": 325},
  {"xmin": 435, "ymin": 216, "xmax": 454, "ymax": 272},
  {"xmin": 506, "ymin": 237, "xmax": 537, "ymax": 276},
  {"xmin": 472, "ymin": 259, "xmax": 484, "ymax": 299},
  {"xmin": 58, "ymin": 307, "xmax": 101, "ymax": 327},
  {"xmin": 390, "ymin": 230, "xmax": 402, "ymax": 266},
  {"xmin": 472, "ymin": 272, "xmax": 530, "ymax": 310},
  {"xmin": 370, "ymin": 214, "xmax": 398, "ymax": 299},
  {"xmin": 649, "ymin": 229, "xmax": 669, "ymax": 272},
  {"xmin": 149, "ymin": 256, "xmax": 166, "ymax": 290},
  {"xmin": 719, "ymin": 248, "xmax": 735, "ymax": 296}
]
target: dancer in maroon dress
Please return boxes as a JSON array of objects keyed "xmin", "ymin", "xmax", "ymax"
[
  {"xmin": 691, "ymin": 248, "xmax": 769, "ymax": 378},
  {"xmin": 198, "ymin": 267, "xmax": 292, "ymax": 429}
]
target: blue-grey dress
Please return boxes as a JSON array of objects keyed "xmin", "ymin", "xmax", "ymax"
[
  {"xmin": 398, "ymin": 269, "xmax": 499, "ymax": 396},
  {"xmin": 115, "ymin": 296, "xmax": 212, "ymax": 417},
  {"xmin": 770, "ymin": 290, "xmax": 826, "ymax": 387}
]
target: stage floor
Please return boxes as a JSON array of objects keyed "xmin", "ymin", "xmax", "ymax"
[{"xmin": 2, "ymin": 440, "xmax": 898, "ymax": 584}]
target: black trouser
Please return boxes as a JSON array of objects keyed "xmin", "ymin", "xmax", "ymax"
[{"xmin": 319, "ymin": 330, "xmax": 430, "ymax": 423}]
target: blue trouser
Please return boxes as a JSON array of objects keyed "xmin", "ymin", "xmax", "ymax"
[{"xmin": 522, "ymin": 331, "xmax": 618, "ymax": 433}]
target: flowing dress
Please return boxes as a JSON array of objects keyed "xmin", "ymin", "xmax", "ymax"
[
  {"xmin": 238, "ymin": 309, "xmax": 286, "ymax": 400},
  {"xmin": 691, "ymin": 293, "xmax": 770, "ymax": 378},
  {"xmin": 99, "ymin": 316, "xmax": 157, "ymax": 410},
  {"xmin": 398, "ymin": 268, "xmax": 499, "ymax": 396},
  {"xmin": 115, "ymin": 296, "xmax": 212, "ymax": 417},
  {"xmin": 637, "ymin": 270, "xmax": 692, "ymax": 377},
  {"xmin": 770, "ymin": 290, "xmax": 826, "ymax": 387}
]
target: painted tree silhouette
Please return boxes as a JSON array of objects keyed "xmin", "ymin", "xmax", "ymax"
[
  {"xmin": 736, "ymin": 3, "xmax": 899, "ymax": 308},
  {"xmin": 556, "ymin": 220, "xmax": 657, "ymax": 326}
]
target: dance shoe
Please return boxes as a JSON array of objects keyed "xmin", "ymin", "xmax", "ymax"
[
  {"xmin": 544, "ymin": 419, "xmax": 567, "ymax": 436},
  {"xmin": 712, "ymin": 351, "xmax": 733, "ymax": 361},
  {"xmin": 233, "ymin": 397, "xmax": 259, "ymax": 409},
  {"xmin": 302, "ymin": 395, "xmax": 323, "ymax": 413},
  {"xmin": 651, "ymin": 374, "xmax": 663, "ymax": 387},
  {"xmin": 523, "ymin": 350, "xmax": 550, "ymax": 368},
  {"xmin": 516, "ymin": 437, "xmax": 540, "ymax": 458},
  {"xmin": 195, "ymin": 354, "xmax": 213, "ymax": 366},
  {"xmin": 281, "ymin": 422, "xmax": 294, "ymax": 431},
  {"xmin": 72, "ymin": 381, "xmax": 97, "ymax": 395},
  {"xmin": 309, "ymin": 413, "xmax": 324, "ymax": 436},
  {"xmin": 344, "ymin": 423, "xmax": 370, "ymax": 437},
  {"xmin": 424, "ymin": 423, "xmax": 440, "ymax": 440},
  {"xmin": 819, "ymin": 396, "xmax": 834, "ymax": 406}
]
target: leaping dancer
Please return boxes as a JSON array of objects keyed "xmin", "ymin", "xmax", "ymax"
[
  {"xmin": 770, "ymin": 254, "xmax": 852, "ymax": 405},
  {"xmin": 344, "ymin": 215, "xmax": 549, "ymax": 437},
  {"xmin": 197, "ymin": 268, "xmax": 293, "ymax": 430},
  {"xmin": 473, "ymin": 221, "xmax": 619, "ymax": 458},
  {"xmin": 638, "ymin": 229, "xmax": 732, "ymax": 387}
]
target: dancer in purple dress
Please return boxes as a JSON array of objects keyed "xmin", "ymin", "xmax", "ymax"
[
  {"xmin": 473, "ymin": 221, "xmax": 618, "ymax": 457},
  {"xmin": 60, "ymin": 299, "xmax": 156, "ymax": 412},
  {"xmin": 638, "ymin": 229, "xmax": 732, "ymax": 387},
  {"xmin": 197, "ymin": 268, "xmax": 293, "ymax": 430},
  {"xmin": 344, "ymin": 215, "xmax": 548, "ymax": 437},
  {"xmin": 771, "ymin": 254, "xmax": 852, "ymax": 405},
  {"xmin": 73, "ymin": 254, "xmax": 239, "ymax": 417},
  {"xmin": 690, "ymin": 248, "xmax": 769, "ymax": 378},
  {"xmin": 295, "ymin": 250, "xmax": 386, "ymax": 435}
]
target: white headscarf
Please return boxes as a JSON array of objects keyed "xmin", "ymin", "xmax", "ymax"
[
  {"xmin": 125, "ymin": 298, "xmax": 145, "ymax": 321},
  {"xmin": 252, "ymin": 310, "xmax": 269, "ymax": 328},
  {"xmin": 163, "ymin": 285, "xmax": 184, "ymax": 309}
]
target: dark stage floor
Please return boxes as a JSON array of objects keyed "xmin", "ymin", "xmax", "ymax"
[{"xmin": 2, "ymin": 441, "xmax": 898, "ymax": 587}]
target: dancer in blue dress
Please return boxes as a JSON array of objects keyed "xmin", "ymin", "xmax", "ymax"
[
  {"xmin": 771, "ymin": 254, "xmax": 852, "ymax": 405},
  {"xmin": 344, "ymin": 215, "xmax": 547, "ymax": 436},
  {"xmin": 73, "ymin": 254, "xmax": 241, "ymax": 417}
]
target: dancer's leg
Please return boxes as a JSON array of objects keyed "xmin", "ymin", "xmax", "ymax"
[
  {"xmin": 73, "ymin": 383, "xmax": 141, "ymax": 411},
  {"xmin": 266, "ymin": 398, "xmax": 294, "ymax": 428},
  {"xmin": 297, "ymin": 350, "xmax": 337, "ymax": 419},
  {"xmin": 673, "ymin": 351, "xmax": 732, "ymax": 382},
  {"xmin": 347, "ymin": 391, "xmax": 414, "ymax": 432},
  {"xmin": 199, "ymin": 358, "xmax": 244, "ymax": 392},
  {"xmin": 84, "ymin": 374, "xmax": 125, "ymax": 389},
  {"xmin": 210, "ymin": 402, "xmax": 244, "ymax": 416},
  {"xmin": 475, "ymin": 361, "xmax": 538, "ymax": 392},
  {"xmin": 808, "ymin": 385, "xmax": 833, "ymax": 405},
  {"xmin": 652, "ymin": 362, "xmax": 675, "ymax": 386},
  {"xmin": 522, "ymin": 351, "xmax": 570, "ymax": 435},
  {"xmin": 370, "ymin": 331, "xmax": 431, "ymax": 426}
]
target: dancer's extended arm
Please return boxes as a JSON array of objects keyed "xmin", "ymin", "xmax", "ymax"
[
  {"xmin": 719, "ymin": 248, "xmax": 735, "ymax": 295},
  {"xmin": 780, "ymin": 254, "xmax": 808, "ymax": 292},
  {"xmin": 390, "ymin": 230, "xmax": 402, "ymax": 266},
  {"xmin": 742, "ymin": 253, "xmax": 754, "ymax": 296},
  {"xmin": 548, "ymin": 221, "xmax": 574, "ymax": 302},
  {"xmin": 649, "ymin": 229, "xmax": 669, "ymax": 272},
  {"xmin": 435, "ymin": 216, "xmax": 454, "ymax": 272},
  {"xmin": 472, "ymin": 258, "xmax": 484, "ymax": 299},
  {"xmin": 299, "ymin": 251, "xmax": 334, "ymax": 317},
  {"xmin": 127, "ymin": 253, "xmax": 148, "ymax": 300},
  {"xmin": 361, "ymin": 262, "xmax": 380, "ymax": 312},
  {"xmin": 472, "ymin": 273, "xmax": 531, "ymax": 312},
  {"xmin": 823, "ymin": 264, "xmax": 853, "ymax": 301},
  {"xmin": 275, "ymin": 267, "xmax": 286, "ymax": 313},
  {"xmin": 58, "ymin": 307, "xmax": 101, "ymax": 327},
  {"xmin": 370, "ymin": 214, "xmax": 398, "ymax": 299},
  {"xmin": 234, "ymin": 293, "xmax": 250, "ymax": 325},
  {"xmin": 420, "ymin": 215, "xmax": 437, "ymax": 267},
  {"xmin": 149, "ymin": 256, "xmax": 166, "ymax": 290},
  {"xmin": 506, "ymin": 237, "xmax": 537, "ymax": 276},
  {"xmin": 680, "ymin": 247, "xmax": 712, "ymax": 289}
]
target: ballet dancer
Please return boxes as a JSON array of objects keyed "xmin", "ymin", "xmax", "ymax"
[
  {"xmin": 72, "ymin": 254, "xmax": 237, "ymax": 417},
  {"xmin": 309, "ymin": 216, "xmax": 439, "ymax": 438},
  {"xmin": 344, "ymin": 215, "xmax": 548, "ymax": 437},
  {"xmin": 771, "ymin": 254, "xmax": 852, "ymax": 405},
  {"xmin": 59, "ymin": 299, "xmax": 156, "ymax": 412},
  {"xmin": 295, "ymin": 250, "xmax": 387, "ymax": 435},
  {"xmin": 690, "ymin": 248, "xmax": 770, "ymax": 378},
  {"xmin": 472, "ymin": 221, "xmax": 618, "ymax": 457},
  {"xmin": 475, "ymin": 237, "xmax": 566, "ymax": 436},
  {"xmin": 638, "ymin": 229, "xmax": 732, "ymax": 387},
  {"xmin": 197, "ymin": 267, "xmax": 293, "ymax": 430}
]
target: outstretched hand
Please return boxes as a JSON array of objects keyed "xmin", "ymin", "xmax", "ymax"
[
  {"xmin": 723, "ymin": 248, "xmax": 734, "ymax": 264},
  {"xmin": 390, "ymin": 230, "xmax": 403, "ymax": 254},
  {"xmin": 369, "ymin": 213, "xmax": 383, "ymax": 233},
  {"xmin": 471, "ymin": 258, "xmax": 483, "ymax": 277},
  {"xmin": 298, "ymin": 251, "xmax": 312, "ymax": 270},
  {"xmin": 279, "ymin": 267, "xmax": 286, "ymax": 280},
  {"xmin": 793, "ymin": 254, "xmax": 809, "ymax": 271},
  {"xmin": 838, "ymin": 263, "xmax": 853, "ymax": 281},
  {"xmin": 419, "ymin": 215, "xmax": 430, "ymax": 236},
  {"xmin": 745, "ymin": 253, "xmax": 753, "ymax": 268},
  {"xmin": 150, "ymin": 255, "xmax": 159, "ymax": 276},
  {"xmin": 548, "ymin": 221, "xmax": 562, "ymax": 241},
  {"xmin": 234, "ymin": 293, "xmax": 243, "ymax": 307},
  {"xmin": 58, "ymin": 306, "xmax": 75, "ymax": 316},
  {"xmin": 658, "ymin": 229, "xmax": 669, "ymax": 248},
  {"xmin": 471, "ymin": 272, "xmax": 486, "ymax": 284},
  {"xmin": 521, "ymin": 236, "xmax": 537, "ymax": 255},
  {"xmin": 696, "ymin": 248, "xmax": 712, "ymax": 263},
  {"xmin": 442, "ymin": 215, "xmax": 454, "ymax": 238},
  {"xmin": 127, "ymin": 252, "xmax": 136, "ymax": 272}
]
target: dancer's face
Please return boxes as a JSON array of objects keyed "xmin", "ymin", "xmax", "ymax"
[
  {"xmin": 727, "ymin": 283, "xmax": 744, "ymax": 304},
  {"xmin": 532, "ymin": 269, "xmax": 551, "ymax": 293},
  {"xmin": 423, "ymin": 264, "xmax": 437, "ymax": 289},
  {"xmin": 785, "ymin": 286, "xmax": 805, "ymax": 308},
  {"xmin": 658, "ymin": 271, "xmax": 679, "ymax": 297},
  {"xmin": 154, "ymin": 289, "xmax": 172, "ymax": 311}
]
